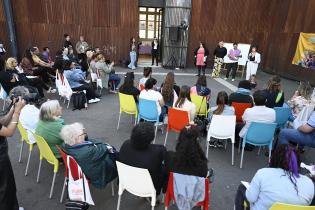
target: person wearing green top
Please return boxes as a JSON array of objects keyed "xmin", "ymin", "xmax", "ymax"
[{"xmin": 35, "ymin": 100, "xmax": 64, "ymax": 158}]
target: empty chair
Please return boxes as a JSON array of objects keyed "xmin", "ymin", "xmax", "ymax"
[
  {"xmin": 239, "ymin": 122, "xmax": 277, "ymax": 168},
  {"xmin": 17, "ymin": 122, "xmax": 35, "ymax": 176},
  {"xmin": 274, "ymin": 107, "xmax": 291, "ymax": 128},
  {"xmin": 116, "ymin": 161, "xmax": 156, "ymax": 210},
  {"xmin": 33, "ymin": 132, "xmax": 59, "ymax": 199},
  {"xmin": 191, "ymin": 95, "xmax": 208, "ymax": 117},
  {"xmin": 206, "ymin": 115, "xmax": 236, "ymax": 165},
  {"xmin": 164, "ymin": 108, "xmax": 190, "ymax": 146},
  {"xmin": 117, "ymin": 93, "xmax": 138, "ymax": 130},
  {"xmin": 269, "ymin": 202, "xmax": 315, "ymax": 210},
  {"xmin": 231, "ymin": 102, "xmax": 252, "ymax": 123}
]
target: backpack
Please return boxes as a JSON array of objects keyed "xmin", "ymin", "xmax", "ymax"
[{"xmin": 72, "ymin": 92, "xmax": 87, "ymax": 111}]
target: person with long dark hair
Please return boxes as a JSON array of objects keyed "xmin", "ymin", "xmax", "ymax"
[
  {"xmin": 174, "ymin": 85, "xmax": 196, "ymax": 123},
  {"xmin": 190, "ymin": 75, "xmax": 211, "ymax": 98},
  {"xmin": 119, "ymin": 72, "xmax": 140, "ymax": 102},
  {"xmin": 234, "ymin": 145, "xmax": 314, "ymax": 210},
  {"xmin": 128, "ymin": 37, "xmax": 137, "ymax": 70},
  {"xmin": 161, "ymin": 72, "xmax": 179, "ymax": 107},
  {"xmin": 263, "ymin": 76, "xmax": 284, "ymax": 108},
  {"xmin": 194, "ymin": 42, "xmax": 209, "ymax": 76}
]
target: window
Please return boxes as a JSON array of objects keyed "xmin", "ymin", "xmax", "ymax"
[{"xmin": 138, "ymin": 7, "xmax": 162, "ymax": 40}]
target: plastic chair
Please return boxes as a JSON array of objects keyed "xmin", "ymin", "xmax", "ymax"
[
  {"xmin": 191, "ymin": 95, "xmax": 208, "ymax": 117},
  {"xmin": 116, "ymin": 161, "xmax": 156, "ymax": 210},
  {"xmin": 164, "ymin": 108, "xmax": 189, "ymax": 146},
  {"xmin": 269, "ymin": 202, "xmax": 315, "ymax": 210},
  {"xmin": 206, "ymin": 115, "xmax": 236, "ymax": 165},
  {"xmin": 117, "ymin": 93, "xmax": 138, "ymax": 130},
  {"xmin": 139, "ymin": 84, "xmax": 145, "ymax": 91},
  {"xmin": 33, "ymin": 132, "xmax": 59, "ymax": 199},
  {"xmin": 138, "ymin": 98, "xmax": 160, "ymax": 143},
  {"xmin": 239, "ymin": 122, "xmax": 277, "ymax": 168},
  {"xmin": 274, "ymin": 107, "xmax": 291, "ymax": 128},
  {"xmin": 0, "ymin": 83, "xmax": 8, "ymax": 111},
  {"xmin": 17, "ymin": 122, "xmax": 35, "ymax": 176},
  {"xmin": 164, "ymin": 172, "xmax": 210, "ymax": 210},
  {"xmin": 231, "ymin": 102, "xmax": 252, "ymax": 123}
]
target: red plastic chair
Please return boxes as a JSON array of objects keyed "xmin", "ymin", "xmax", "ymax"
[
  {"xmin": 231, "ymin": 102, "xmax": 252, "ymax": 123},
  {"xmin": 139, "ymin": 84, "xmax": 145, "ymax": 91},
  {"xmin": 163, "ymin": 108, "xmax": 190, "ymax": 146},
  {"xmin": 164, "ymin": 172, "xmax": 210, "ymax": 210}
]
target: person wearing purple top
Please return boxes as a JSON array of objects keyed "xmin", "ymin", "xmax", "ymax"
[{"xmin": 225, "ymin": 43, "xmax": 242, "ymax": 81}]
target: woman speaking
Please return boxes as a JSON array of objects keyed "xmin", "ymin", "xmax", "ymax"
[
  {"xmin": 194, "ymin": 42, "xmax": 209, "ymax": 76},
  {"xmin": 246, "ymin": 46, "xmax": 261, "ymax": 80}
]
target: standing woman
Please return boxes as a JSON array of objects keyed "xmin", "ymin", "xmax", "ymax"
[
  {"xmin": 128, "ymin": 37, "xmax": 137, "ymax": 70},
  {"xmin": 151, "ymin": 37, "xmax": 159, "ymax": 66},
  {"xmin": 0, "ymin": 98, "xmax": 25, "ymax": 210},
  {"xmin": 194, "ymin": 42, "xmax": 209, "ymax": 76},
  {"xmin": 212, "ymin": 41, "xmax": 227, "ymax": 78},
  {"xmin": 246, "ymin": 46, "xmax": 261, "ymax": 80}
]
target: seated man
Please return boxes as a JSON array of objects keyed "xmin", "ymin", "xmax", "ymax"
[
  {"xmin": 118, "ymin": 122, "xmax": 167, "ymax": 195},
  {"xmin": 229, "ymin": 80, "xmax": 254, "ymax": 105},
  {"xmin": 279, "ymin": 111, "xmax": 315, "ymax": 148},
  {"xmin": 61, "ymin": 123, "xmax": 118, "ymax": 189}
]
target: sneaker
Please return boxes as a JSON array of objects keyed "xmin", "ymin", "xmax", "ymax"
[
  {"xmin": 224, "ymin": 77, "xmax": 228, "ymax": 80},
  {"xmin": 47, "ymin": 87, "xmax": 57, "ymax": 93},
  {"xmin": 232, "ymin": 79, "xmax": 235, "ymax": 82},
  {"xmin": 88, "ymin": 98, "xmax": 100, "ymax": 104}
]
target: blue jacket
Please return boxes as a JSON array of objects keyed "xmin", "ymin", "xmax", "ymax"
[{"xmin": 63, "ymin": 68, "xmax": 85, "ymax": 88}]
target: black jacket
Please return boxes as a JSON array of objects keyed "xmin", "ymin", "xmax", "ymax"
[{"xmin": 151, "ymin": 41, "xmax": 159, "ymax": 54}]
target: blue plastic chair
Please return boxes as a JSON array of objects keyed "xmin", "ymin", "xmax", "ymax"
[
  {"xmin": 239, "ymin": 122, "xmax": 277, "ymax": 168},
  {"xmin": 274, "ymin": 107, "xmax": 291, "ymax": 129},
  {"xmin": 138, "ymin": 98, "xmax": 160, "ymax": 143}
]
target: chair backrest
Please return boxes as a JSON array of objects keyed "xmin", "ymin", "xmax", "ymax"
[
  {"xmin": 231, "ymin": 102, "xmax": 252, "ymax": 123},
  {"xmin": 208, "ymin": 115, "xmax": 236, "ymax": 140},
  {"xmin": 190, "ymin": 95, "xmax": 207, "ymax": 116},
  {"xmin": 17, "ymin": 122, "xmax": 31, "ymax": 144},
  {"xmin": 296, "ymin": 103, "xmax": 315, "ymax": 122},
  {"xmin": 138, "ymin": 98, "xmax": 159, "ymax": 122},
  {"xmin": 274, "ymin": 107, "xmax": 291, "ymax": 128},
  {"xmin": 0, "ymin": 83, "xmax": 7, "ymax": 99},
  {"xmin": 116, "ymin": 161, "xmax": 156, "ymax": 197},
  {"xmin": 118, "ymin": 92, "xmax": 138, "ymax": 116},
  {"xmin": 33, "ymin": 132, "xmax": 59, "ymax": 172},
  {"xmin": 244, "ymin": 122, "xmax": 277, "ymax": 146},
  {"xmin": 168, "ymin": 108, "xmax": 190, "ymax": 132},
  {"xmin": 139, "ymin": 84, "xmax": 145, "ymax": 91},
  {"xmin": 269, "ymin": 202, "xmax": 315, "ymax": 210},
  {"xmin": 67, "ymin": 155, "xmax": 82, "ymax": 181}
]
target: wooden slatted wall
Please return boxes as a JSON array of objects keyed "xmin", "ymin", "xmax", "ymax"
[{"xmin": 0, "ymin": 0, "xmax": 10, "ymax": 56}]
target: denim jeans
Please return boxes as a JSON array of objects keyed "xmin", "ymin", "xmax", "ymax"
[
  {"xmin": 109, "ymin": 74, "xmax": 121, "ymax": 90},
  {"xmin": 278, "ymin": 128, "xmax": 315, "ymax": 148},
  {"xmin": 128, "ymin": 51, "xmax": 137, "ymax": 70}
]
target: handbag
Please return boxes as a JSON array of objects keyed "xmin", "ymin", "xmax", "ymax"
[
  {"xmin": 56, "ymin": 70, "xmax": 73, "ymax": 100},
  {"xmin": 194, "ymin": 96, "xmax": 208, "ymax": 136}
]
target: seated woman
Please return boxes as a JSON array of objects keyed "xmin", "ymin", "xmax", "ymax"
[
  {"xmin": 63, "ymin": 61, "xmax": 100, "ymax": 104},
  {"xmin": 173, "ymin": 85, "xmax": 196, "ymax": 124},
  {"xmin": 287, "ymin": 82, "xmax": 312, "ymax": 120},
  {"xmin": 190, "ymin": 75, "xmax": 211, "ymax": 101},
  {"xmin": 61, "ymin": 122, "xmax": 118, "ymax": 189},
  {"xmin": 95, "ymin": 54, "xmax": 121, "ymax": 92},
  {"xmin": 0, "ymin": 62, "xmax": 19, "ymax": 94},
  {"xmin": 119, "ymin": 122, "xmax": 167, "ymax": 195},
  {"xmin": 35, "ymin": 100, "xmax": 64, "ymax": 159},
  {"xmin": 234, "ymin": 144, "xmax": 314, "ymax": 210},
  {"xmin": 138, "ymin": 67, "xmax": 152, "ymax": 90},
  {"xmin": 118, "ymin": 72, "xmax": 140, "ymax": 103},
  {"xmin": 161, "ymin": 72, "xmax": 179, "ymax": 107},
  {"xmin": 263, "ymin": 76, "xmax": 284, "ymax": 108},
  {"xmin": 167, "ymin": 126, "xmax": 208, "ymax": 177},
  {"xmin": 30, "ymin": 47, "xmax": 55, "ymax": 83}
]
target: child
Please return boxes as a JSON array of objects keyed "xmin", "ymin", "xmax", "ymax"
[{"xmin": 249, "ymin": 74, "xmax": 257, "ymax": 89}]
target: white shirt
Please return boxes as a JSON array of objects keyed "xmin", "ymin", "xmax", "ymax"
[
  {"xmin": 246, "ymin": 168, "xmax": 314, "ymax": 210},
  {"xmin": 174, "ymin": 98, "xmax": 196, "ymax": 122},
  {"xmin": 19, "ymin": 104, "xmax": 40, "ymax": 144},
  {"xmin": 239, "ymin": 106, "xmax": 275, "ymax": 138},
  {"xmin": 139, "ymin": 89, "xmax": 163, "ymax": 114},
  {"xmin": 139, "ymin": 77, "xmax": 149, "ymax": 88}
]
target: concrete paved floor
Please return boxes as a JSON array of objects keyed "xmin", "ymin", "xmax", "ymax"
[{"xmin": 8, "ymin": 67, "xmax": 314, "ymax": 210}]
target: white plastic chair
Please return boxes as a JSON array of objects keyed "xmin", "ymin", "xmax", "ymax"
[
  {"xmin": 293, "ymin": 103, "xmax": 315, "ymax": 129},
  {"xmin": 116, "ymin": 161, "xmax": 156, "ymax": 210},
  {"xmin": 206, "ymin": 115, "xmax": 236, "ymax": 165},
  {"xmin": 0, "ymin": 83, "xmax": 8, "ymax": 110}
]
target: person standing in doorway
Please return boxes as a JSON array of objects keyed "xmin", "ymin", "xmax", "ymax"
[
  {"xmin": 151, "ymin": 37, "xmax": 159, "ymax": 66},
  {"xmin": 225, "ymin": 43, "xmax": 242, "ymax": 81},
  {"xmin": 246, "ymin": 46, "xmax": 261, "ymax": 80},
  {"xmin": 75, "ymin": 35, "xmax": 89, "ymax": 62},
  {"xmin": 128, "ymin": 37, "xmax": 137, "ymax": 70},
  {"xmin": 212, "ymin": 41, "xmax": 227, "ymax": 78},
  {"xmin": 194, "ymin": 42, "xmax": 209, "ymax": 76}
]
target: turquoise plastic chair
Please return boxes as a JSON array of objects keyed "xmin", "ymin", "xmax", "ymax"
[
  {"xmin": 274, "ymin": 107, "xmax": 291, "ymax": 129},
  {"xmin": 138, "ymin": 98, "xmax": 160, "ymax": 143},
  {"xmin": 239, "ymin": 122, "xmax": 277, "ymax": 168}
]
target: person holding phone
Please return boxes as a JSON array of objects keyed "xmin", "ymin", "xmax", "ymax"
[
  {"xmin": 225, "ymin": 43, "xmax": 242, "ymax": 81},
  {"xmin": 246, "ymin": 46, "xmax": 261, "ymax": 80}
]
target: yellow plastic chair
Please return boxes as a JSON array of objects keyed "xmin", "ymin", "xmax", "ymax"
[
  {"xmin": 17, "ymin": 122, "xmax": 36, "ymax": 176},
  {"xmin": 117, "ymin": 92, "xmax": 138, "ymax": 130},
  {"xmin": 190, "ymin": 95, "xmax": 208, "ymax": 117},
  {"xmin": 269, "ymin": 203, "xmax": 315, "ymax": 209},
  {"xmin": 33, "ymin": 132, "xmax": 59, "ymax": 199}
]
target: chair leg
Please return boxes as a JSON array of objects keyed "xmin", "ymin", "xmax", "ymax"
[
  {"xmin": 206, "ymin": 137, "xmax": 209, "ymax": 158},
  {"xmin": 164, "ymin": 131, "xmax": 169, "ymax": 146},
  {"xmin": 49, "ymin": 172, "xmax": 57, "ymax": 199},
  {"xmin": 225, "ymin": 140, "xmax": 227, "ymax": 150},
  {"xmin": 232, "ymin": 142, "xmax": 235, "ymax": 166},
  {"xmin": 60, "ymin": 177, "xmax": 67, "ymax": 203},
  {"xmin": 18, "ymin": 140, "xmax": 24, "ymax": 163},
  {"xmin": 153, "ymin": 125, "xmax": 158, "ymax": 144},
  {"xmin": 268, "ymin": 148, "xmax": 272, "ymax": 163},
  {"xmin": 117, "ymin": 112, "xmax": 121, "ymax": 130},
  {"xmin": 2, "ymin": 100, "xmax": 6, "ymax": 111},
  {"xmin": 117, "ymin": 195, "xmax": 122, "ymax": 210},
  {"xmin": 37, "ymin": 159, "xmax": 42, "ymax": 183},
  {"xmin": 240, "ymin": 146, "xmax": 245, "ymax": 169},
  {"xmin": 67, "ymin": 99, "xmax": 70, "ymax": 109},
  {"xmin": 24, "ymin": 149, "xmax": 32, "ymax": 176},
  {"xmin": 151, "ymin": 206, "xmax": 154, "ymax": 210},
  {"xmin": 111, "ymin": 182, "xmax": 115, "ymax": 196},
  {"xmin": 257, "ymin": 146, "xmax": 261, "ymax": 156},
  {"xmin": 238, "ymin": 139, "xmax": 241, "ymax": 154},
  {"xmin": 134, "ymin": 115, "xmax": 137, "ymax": 125}
]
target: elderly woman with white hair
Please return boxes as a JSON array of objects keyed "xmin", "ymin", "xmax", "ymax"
[
  {"xmin": 61, "ymin": 123, "xmax": 118, "ymax": 189},
  {"xmin": 35, "ymin": 100, "xmax": 64, "ymax": 159}
]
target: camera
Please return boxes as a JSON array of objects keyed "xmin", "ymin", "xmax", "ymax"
[{"xmin": 9, "ymin": 86, "xmax": 38, "ymax": 104}]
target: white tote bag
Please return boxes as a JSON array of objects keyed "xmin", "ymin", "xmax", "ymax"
[
  {"xmin": 56, "ymin": 71, "xmax": 73, "ymax": 100},
  {"xmin": 67, "ymin": 156, "xmax": 95, "ymax": 205}
]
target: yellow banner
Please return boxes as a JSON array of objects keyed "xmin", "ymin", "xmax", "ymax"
[{"xmin": 292, "ymin": 32, "xmax": 315, "ymax": 69}]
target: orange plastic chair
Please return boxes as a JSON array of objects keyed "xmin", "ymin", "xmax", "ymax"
[
  {"xmin": 231, "ymin": 102, "xmax": 252, "ymax": 123},
  {"xmin": 164, "ymin": 108, "xmax": 190, "ymax": 146},
  {"xmin": 139, "ymin": 84, "xmax": 145, "ymax": 91}
]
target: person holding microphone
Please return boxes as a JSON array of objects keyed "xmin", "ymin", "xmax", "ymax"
[
  {"xmin": 194, "ymin": 42, "xmax": 209, "ymax": 76},
  {"xmin": 0, "ymin": 93, "xmax": 26, "ymax": 210},
  {"xmin": 246, "ymin": 46, "xmax": 261, "ymax": 80}
]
